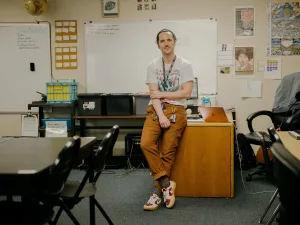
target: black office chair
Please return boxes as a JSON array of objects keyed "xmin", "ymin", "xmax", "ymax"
[
  {"xmin": 268, "ymin": 126, "xmax": 283, "ymax": 144},
  {"xmin": 52, "ymin": 125, "xmax": 119, "ymax": 225},
  {"xmin": 244, "ymin": 126, "xmax": 273, "ymax": 181},
  {"xmin": 245, "ymin": 101, "xmax": 300, "ymax": 182},
  {"xmin": 0, "ymin": 136, "xmax": 81, "ymax": 225},
  {"xmin": 270, "ymin": 142, "xmax": 300, "ymax": 225}
]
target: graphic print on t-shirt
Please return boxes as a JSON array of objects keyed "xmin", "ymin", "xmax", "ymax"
[{"xmin": 156, "ymin": 68, "xmax": 180, "ymax": 92}]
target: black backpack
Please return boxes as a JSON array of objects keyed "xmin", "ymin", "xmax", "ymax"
[{"xmin": 235, "ymin": 133, "xmax": 256, "ymax": 170}]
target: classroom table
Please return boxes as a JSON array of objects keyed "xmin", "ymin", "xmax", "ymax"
[
  {"xmin": 277, "ymin": 131, "xmax": 300, "ymax": 160},
  {"xmin": 0, "ymin": 138, "xmax": 13, "ymax": 144},
  {"xmin": 0, "ymin": 137, "xmax": 96, "ymax": 175},
  {"xmin": 0, "ymin": 137, "xmax": 97, "ymax": 225}
]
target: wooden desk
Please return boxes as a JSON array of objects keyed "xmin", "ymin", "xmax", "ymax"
[
  {"xmin": 170, "ymin": 122, "xmax": 234, "ymax": 198},
  {"xmin": 277, "ymin": 132, "xmax": 300, "ymax": 160}
]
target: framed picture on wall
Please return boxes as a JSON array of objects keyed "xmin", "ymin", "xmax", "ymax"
[
  {"xmin": 234, "ymin": 46, "xmax": 254, "ymax": 76},
  {"xmin": 234, "ymin": 6, "xmax": 255, "ymax": 38},
  {"xmin": 102, "ymin": 0, "xmax": 119, "ymax": 18}
]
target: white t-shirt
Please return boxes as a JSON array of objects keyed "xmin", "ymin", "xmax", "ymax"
[{"xmin": 145, "ymin": 55, "xmax": 195, "ymax": 106}]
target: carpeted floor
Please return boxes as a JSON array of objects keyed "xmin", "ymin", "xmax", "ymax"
[{"xmin": 55, "ymin": 168, "xmax": 279, "ymax": 225}]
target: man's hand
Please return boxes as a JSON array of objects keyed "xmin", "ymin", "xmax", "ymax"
[
  {"xmin": 150, "ymin": 90, "xmax": 163, "ymax": 99},
  {"xmin": 159, "ymin": 114, "xmax": 170, "ymax": 128}
]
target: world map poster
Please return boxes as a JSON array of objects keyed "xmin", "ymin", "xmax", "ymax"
[{"xmin": 267, "ymin": 2, "xmax": 300, "ymax": 56}]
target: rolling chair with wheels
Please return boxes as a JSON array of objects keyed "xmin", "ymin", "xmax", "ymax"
[
  {"xmin": 244, "ymin": 123, "xmax": 273, "ymax": 182},
  {"xmin": 244, "ymin": 80, "xmax": 300, "ymax": 181},
  {"xmin": 245, "ymin": 109, "xmax": 300, "ymax": 181}
]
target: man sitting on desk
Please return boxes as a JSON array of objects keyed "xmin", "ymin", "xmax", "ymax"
[{"xmin": 140, "ymin": 29, "xmax": 194, "ymax": 210}]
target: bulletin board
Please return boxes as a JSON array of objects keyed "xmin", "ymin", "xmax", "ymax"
[
  {"xmin": 55, "ymin": 20, "xmax": 78, "ymax": 43},
  {"xmin": 55, "ymin": 46, "xmax": 78, "ymax": 69}
]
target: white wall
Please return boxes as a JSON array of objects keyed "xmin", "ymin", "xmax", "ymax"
[{"xmin": 0, "ymin": 0, "xmax": 299, "ymax": 140}]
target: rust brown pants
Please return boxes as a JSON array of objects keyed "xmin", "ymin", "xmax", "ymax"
[{"xmin": 140, "ymin": 103, "xmax": 187, "ymax": 189}]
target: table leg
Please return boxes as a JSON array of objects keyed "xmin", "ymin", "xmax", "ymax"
[
  {"xmin": 71, "ymin": 108, "xmax": 75, "ymax": 136},
  {"xmin": 80, "ymin": 119, "xmax": 86, "ymax": 137},
  {"xmin": 89, "ymin": 166, "xmax": 95, "ymax": 225},
  {"xmin": 7, "ymin": 195, "xmax": 12, "ymax": 202}
]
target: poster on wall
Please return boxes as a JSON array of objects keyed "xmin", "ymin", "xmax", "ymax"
[
  {"xmin": 102, "ymin": 0, "xmax": 119, "ymax": 17},
  {"xmin": 219, "ymin": 67, "xmax": 232, "ymax": 75},
  {"xmin": 234, "ymin": 6, "xmax": 255, "ymax": 38},
  {"xmin": 235, "ymin": 46, "xmax": 254, "ymax": 76},
  {"xmin": 217, "ymin": 44, "xmax": 234, "ymax": 66},
  {"xmin": 55, "ymin": 47, "xmax": 78, "ymax": 70},
  {"xmin": 55, "ymin": 20, "xmax": 77, "ymax": 43},
  {"xmin": 137, "ymin": 0, "xmax": 157, "ymax": 11},
  {"xmin": 267, "ymin": 2, "xmax": 300, "ymax": 56},
  {"xmin": 264, "ymin": 58, "xmax": 282, "ymax": 79}
]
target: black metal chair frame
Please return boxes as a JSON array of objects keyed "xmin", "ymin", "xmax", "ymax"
[
  {"xmin": 270, "ymin": 141, "xmax": 300, "ymax": 225},
  {"xmin": 52, "ymin": 125, "xmax": 119, "ymax": 225},
  {"xmin": 258, "ymin": 127, "xmax": 283, "ymax": 224},
  {"xmin": 245, "ymin": 132, "xmax": 273, "ymax": 181},
  {"xmin": 0, "ymin": 136, "xmax": 82, "ymax": 225},
  {"xmin": 244, "ymin": 109, "xmax": 300, "ymax": 182}
]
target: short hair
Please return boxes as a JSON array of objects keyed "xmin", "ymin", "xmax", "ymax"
[
  {"xmin": 156, "ymin": 29, "xmax": 177, "ymax": 43},
  {"xmin": 235, "ymin": 48, "xmax": 253, "ymax": 60}
]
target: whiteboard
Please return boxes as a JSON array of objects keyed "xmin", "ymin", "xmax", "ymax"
[
  {"xmin": 85, "ymin": 20, "xmax": 217, "ymax": 95},
  {"xmin": 0, "ymin": 23, "xmax": 51, "ymax": 112}
]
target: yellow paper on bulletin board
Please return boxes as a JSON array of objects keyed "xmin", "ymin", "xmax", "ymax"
[
  {"xmin": 55, "ymin": 46, "xmax": 78, "ymax": 69},
  {"xmin": 55, "ymin": 20, "xmax": 77, "ymax": 43}
]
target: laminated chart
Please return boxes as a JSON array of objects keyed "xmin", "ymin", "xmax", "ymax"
[
  {"xmin": 55, "ymin": 20, "xmax": 77, "ymax": 43},
  {"xmin": 55, "ymin": 47, "xmax": 77, "ymax": 69}
]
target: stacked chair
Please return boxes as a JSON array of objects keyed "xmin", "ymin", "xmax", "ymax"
[
  {"xmin": 0, "ymin": 136, "xmax": 81, "ymax": 225},
  {"xmin": 52, "ymin": 125, "xmax": 119, "ymax": 225},
  {"xmin": 258, "ymin": 127, "xmax": 281, "ymax": 225},
  {"xmin": 0, "ymin": 124, "xmax": 120, "ymax": 225}
]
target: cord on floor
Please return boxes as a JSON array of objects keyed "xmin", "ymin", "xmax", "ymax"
[
  {"xmin": 234, "ymin": 124, "xmax": 276, "ymax": 195},
  {"xmin": 117, "ymin": 143, "xmax": 146, "ymax": 177}
]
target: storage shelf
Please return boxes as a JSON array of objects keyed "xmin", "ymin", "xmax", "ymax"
[
  {"xmin": 28, "ymin": 101, "xmax": 77, "ymax": 137},
  {"xmin": 80, "ymin": 125, "xmax": 143, "ymax": 129},
  {"xmin": 28, "ymin": 101, "xmax": 77, "ymax": 109},
  {"xmin": 74, "ymin": 115, "xmax": 146, "ymax": 119}
]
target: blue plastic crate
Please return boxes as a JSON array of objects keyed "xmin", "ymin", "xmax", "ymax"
[
  {"xmin": 46, "ymin": 80, "xmax": 78, "ymax": 103},
  {"xmin": 42, "ymin": 118, "xmax": 71, "ymax": 129}
]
